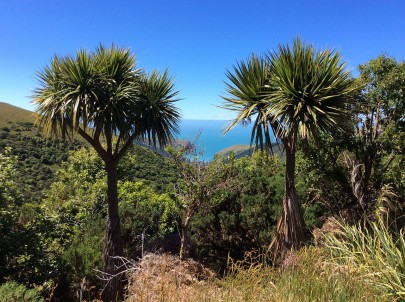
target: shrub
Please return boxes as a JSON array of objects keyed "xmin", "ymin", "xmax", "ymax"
[{"xmin": 0, "ymin": 281, "xmax": 44, "ymax": 302}]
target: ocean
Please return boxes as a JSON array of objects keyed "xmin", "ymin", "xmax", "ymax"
[{"xmin": 175, "ymin": 120, "xmax": 254, "ymax": 161}]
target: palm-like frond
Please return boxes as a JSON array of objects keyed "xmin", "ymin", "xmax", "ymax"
[
  {"xmin": 92, "ymin": 45, "xmax": 143, "ymax": 139},
  {"xmin": 33, "ymin": 45, "xmax": 142, "ymax": 140},
  {"xmin": 266, "ymin": 38, "xmax": 357, "ymax": 143},
  {"xmin": 221, "ymin": 54, "xmax": 276, "ymax": 152},
  {"xmin": 33, "ymin": 45, "xmax": 181, "ymax": 151},
  {"xmin": 138, "ymin": 69, "xmax": 181, "ymax": 147}
]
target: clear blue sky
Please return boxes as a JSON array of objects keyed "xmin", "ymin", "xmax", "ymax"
[{"xmin": 1, "ymin": 0, "xmax": 404, "ymax": 120}]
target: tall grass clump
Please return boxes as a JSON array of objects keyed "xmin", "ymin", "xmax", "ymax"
[
  {"xmin": 324, "ymin": 218, "xmax": 405, "ymax": 300},
  {"xmin": 217, "ymin": 249, "xmax": 378, "ymax": 301},
  {"xmin": 125, "ymin": 249, "xmax": 381, "ymax": 302},
  {"xmin": 268, "ymin": 247, "xmax": 382, "ymax": 302}
]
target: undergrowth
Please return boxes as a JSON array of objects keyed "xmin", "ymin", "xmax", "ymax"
[
  {"xmin": 0, "ymin": 281, "xmax": 44, "ymax": 302},
  {"xmin": 324, "ymin": 218, "xmax": 405, "ymax": 301},
  {"xmin": 123, "ymin": 214, "xmax": 405, "ymax": 301},
  {"xmin": 125, "ymin": 247, "xmax": 383, "ymax": 302}
]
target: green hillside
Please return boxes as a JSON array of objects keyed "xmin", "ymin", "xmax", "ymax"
[
  {"xmin": 216, "ymin": 144, "xmax": 253, "ymax": 158},
  {"xmin": 0, "ymin": 102, "xmax": 177, "ymax": 201},
  {"xmin": 0, "ymin": 103, "xmax": 83, "ymax": 202},
  {"xmin": 0, "ymin": 102, "xmax": 36, "ymax": 128},
  {"xmin": 216, "ymin": 143, "xmax": 284, "ymax": 159}
]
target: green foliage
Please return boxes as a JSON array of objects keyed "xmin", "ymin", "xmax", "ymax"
[
  {"xmin": 190, "ymin": 152, "xmax": 321, "ymax": 267},
  {"xmin": 43, "ymin": 148, "xmax": 106, "ymax": 218},
  {"xmin": 296, "ymin": 130, "xmax": 358, "ymax": 216},
  {"xmin": 191, "ymin": 154, "xmax": 283, "ymax": 265},
  {"xmin": 357, "ymin": 54, "xmax": 405, "ymax": 125},
  {"xmin": 62, "ymin": 218, "xmax": 104, "ymax": 289},
  {"xmin": 0, "ymin": 147, "xmax": 18, "ymax": 206},
  {"xmin": 265, "ymin": 38, "xmax": 356, "ymax": 142},
  {"xmin": 351, "ymin": 55, "xmax": 405, "ymax": 204},
  {"xmin": 0, "ymin": 209, "xmax": 66, "ymax": 286},
  {"xmin": 0, "ymin": 150, "xmax": 67, "ymax": 292},
  {"xmin": 324, "ymin": 218, "xmax": 405, "ymax": 300},
  {"xmin": 119, "ymin": 145, "xmax": 177, "ymax": 192},
  {"xmin": 0, "ymin": 281, "xmax": 44, "ymax": 302},
  {"xmin": 43, "ymin": 146, "xmax": 177, "ymax": 218},
  {"xmin": 296, "ymin": 54, "xmax": 404, "ymax": 219},
  {"xmin": 119, "ymin": 181, "xmax": 180, "ymax": 257},
  {"xmin": 0, "ymin": 127, "xmax": 82, "ymax": 202}
]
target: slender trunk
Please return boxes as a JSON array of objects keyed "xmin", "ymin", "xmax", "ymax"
[
  {"xmin": 101, "ymin": 161, "xmax": 124, "ymax": 302},
  {"xmin": 270, "ymin": 145, "xmax": 306, "ymax": 263},
  {"xmin": 179, "ymin": 216, "xmax": 191, "ymax": 260}
]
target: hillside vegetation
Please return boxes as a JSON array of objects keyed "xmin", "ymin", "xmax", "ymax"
[
  {"xmin": 0, "ymin": 102, "xmax": 35, "ymax": 128},
  {"xmin": 215, "ymin": 143, "xmax": 284, "ymax": 159},
  {"xmin": 0, "ymin": 51, "xmax": 404, "ymax": 302}
]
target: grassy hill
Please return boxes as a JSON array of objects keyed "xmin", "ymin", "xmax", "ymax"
[
  {"xmin": 216, "ymin": 144, "xmax": 253, "ymax": 158},
  {"xmin": 216, "ymin": 143, "xmax": 284, "ymax": 159},
  {"xmin": 0, "ymin": 102, "xmax": 36, "ymax": 128}
]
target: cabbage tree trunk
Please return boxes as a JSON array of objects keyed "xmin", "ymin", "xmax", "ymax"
[
  {"xmin": 101, "ymin": 161, "xmax": 124, "ymax": 302},
  {"xmin": 270, "ymin": 145, "xmax": 306, "ymax": 262}
]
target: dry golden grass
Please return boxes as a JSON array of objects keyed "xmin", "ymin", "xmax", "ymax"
[
  {"xmin": 126, "ymin": 253, "xmax": 216, "ymax": 302},
  {"xmin": 125, "ymin": 248, "xmax": 384, "ymax": 302}
]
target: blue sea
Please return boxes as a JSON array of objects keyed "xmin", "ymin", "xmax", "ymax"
[{"xmin": 175, "ymin": 120, "xmax": 254, "ymax": 161}]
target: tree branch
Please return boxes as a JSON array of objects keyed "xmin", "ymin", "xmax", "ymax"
[
  {"xmin": 94, "ymin": 125, "xmax": 102, "ymax": 142},
  {"xmin": 115, "ymin": 133, "xmax": 138, "ymax": 162},
  {"xmin": 105, "ymin": 128, "xmax": 113, "ymax": 156},
  {"xmin": 113, "ymin": 134, "xmax": 123, "ymax": 158},
  {"xmin": 77, "ymin": 127, "xmax": 109, "ymax": 161}
]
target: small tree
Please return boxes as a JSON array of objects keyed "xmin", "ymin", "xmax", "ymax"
[
  {"xmin": 222, "ymin": 39, "xmax": 356, "ymax": 261},
  {"xmin": 33, "ymin": 45, "xmax": 181, "ymax": 301},
  {"xmin": 345, "ymin": 55, "xmax": 405, "ymax": 208},
  {"xmin": 166, "ymin": 139, "xmax": 209, "ymax": 260}
]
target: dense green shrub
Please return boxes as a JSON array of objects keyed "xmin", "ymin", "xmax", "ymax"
[
  {"xmin": 0, "ymin": 281, "xmax": 44, "ymax": 302},
  {"xmin": 119, "ymin": 181, "xmax": 181, "ymax": 257},
  {"xmin": 190, "ymin": 154, "xmax": 308, "ymax": 267}
]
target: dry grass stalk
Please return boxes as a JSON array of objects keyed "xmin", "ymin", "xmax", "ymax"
[{"xmin": 126, "ymin": 253, "xmax": 216, "ymax": 302}]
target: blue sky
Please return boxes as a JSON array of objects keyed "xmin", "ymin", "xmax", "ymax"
[{"xmin": 0, "ymin": 0, "xmax": 404, "ymax": 120}]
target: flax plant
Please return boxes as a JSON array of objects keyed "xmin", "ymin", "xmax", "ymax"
[{"xmin": 324, "ymin": 218, "xmax": 405, "ymax": 300}]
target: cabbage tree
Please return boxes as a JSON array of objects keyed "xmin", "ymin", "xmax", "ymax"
[
  {"xmin": 223, "ymin": 39, "xmax": 356, "ymax": 261},
  {"xmin": 33, "ymin": 45, "xmax": 180, "ymax": 301}
]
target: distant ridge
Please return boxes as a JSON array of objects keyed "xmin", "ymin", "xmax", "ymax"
[
  {"xmin": 0, "ymin": 102, "xmax": 36, "ymax": 127},
  {"xmin": 215, "ymin": 144, "xmax": 253, "ymax": 158},
  {"xmin": 215, "ymin": 143, "xmax": 284, "ymax": 159}
]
